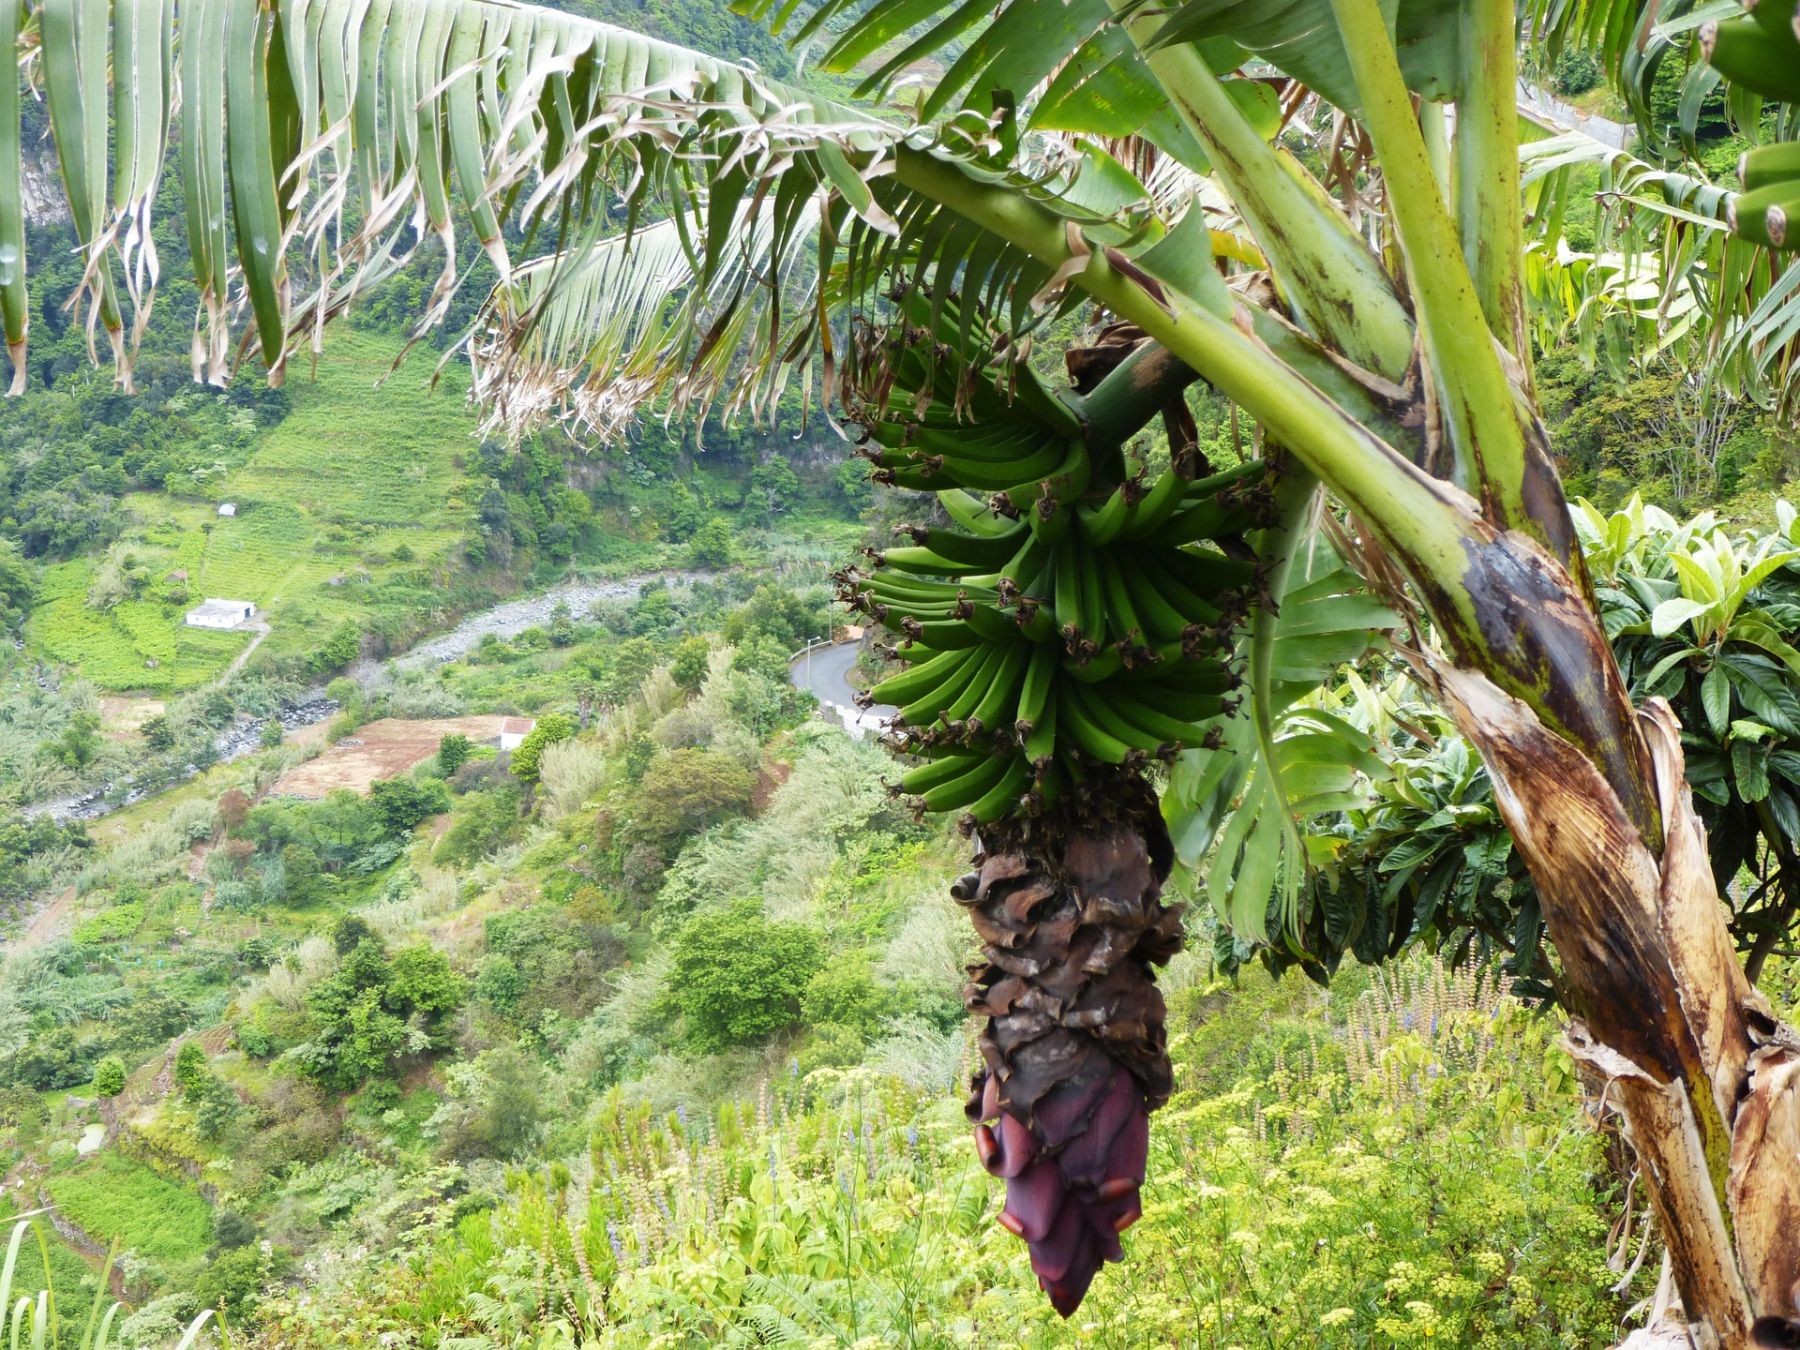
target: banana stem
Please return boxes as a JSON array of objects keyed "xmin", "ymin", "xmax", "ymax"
[
  {"xmin": 1101, "ymin": 0, "xmax": 1414, "ymax": 381},
  {"xmin": 1328, "ymin": 0, "xmax": 1534, "ymax": 532},
  {"xmin": 1074, "ymin": 341, "xmax": 1198, "ymax": 457},
  {"xmin": 1453, "ymin": 0, "xmax": 1530, "ymax": 379}
]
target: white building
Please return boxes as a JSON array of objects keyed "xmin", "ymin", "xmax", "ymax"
[
  {"xmin": 185, "ymin": 598, "xmax": 255, "ymax": 629},
  {"xmin": 217, "ymin": 502, "xmax": 237, "ymax": 517},
  {"xmin": 496, "ymin": 717, "xmax": 534, "ymax": 751}
]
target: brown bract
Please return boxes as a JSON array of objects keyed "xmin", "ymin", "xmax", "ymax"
[{"xmin": 956, "ymin": 800, "xmax": 1183, "ymax": 1315}]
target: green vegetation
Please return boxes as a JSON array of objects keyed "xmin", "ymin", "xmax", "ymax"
[{"xmin": 44, "ymin": 1153, "xmax": 212, "ymax": 1270}]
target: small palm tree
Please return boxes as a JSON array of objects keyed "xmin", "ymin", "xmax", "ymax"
[{"xmin": 10, "ymin": 0, "xmax": 1800, "ymax": 1339}]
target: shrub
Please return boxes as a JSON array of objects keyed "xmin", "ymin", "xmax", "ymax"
[
  {"xmin": 662, "ymin": 900, "xmax": 823, "ymax": 1053},
  {"xmin": 630, "ymin": 749, "xmax": 757, "ymax": 852},
  {"xmin": 510, "ymin": 713, "xmax": 577, "ymax": 785},
  {"xmin": 368, "ymin": 775, "xmax": 451, "ymax": 834},
  {"xmin": 91, "ymin": 1055, "xmax": 127, "ymax": 1097},
  {"xmin": 1551, "ymin": 49, "xmax": 1600, "ymax": 96}
]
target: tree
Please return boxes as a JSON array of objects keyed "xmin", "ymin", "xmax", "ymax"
[
  {"xmin": 216, "ymin": 788, "xmax": 250, "ymax": 836},
  {"xmin": 670, "ymin": 636, "xmax": 712, "ymax": 692},
  {"xmin": 686, "ymin": 516, "xmax": 734, "ymax": 569},
  {"xmin": 0, "ymin": 538, "xmax": 32, "ymax": 633},
  {"xmin": 19, "ymin": 0, "xmax": 1800, "ymax": 1337},
  {"xmin": 437, "ymin": 733, "xmax": 473, "ymax": 777},
  {"xmin": 368, "ymin": 776, "xmax": 451, "ymax": 835},
  {"xmin": 663, "ymin": 900, "xmax": 823, "ymax": 1052},
  {"xmin": 510, "ymin": 714, "xmax": 577, "ymax": 785}
]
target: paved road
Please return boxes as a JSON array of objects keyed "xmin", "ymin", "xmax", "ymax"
[{"xmin": 790, "ymin": 641, "xmax": 894, "ymax": 737}]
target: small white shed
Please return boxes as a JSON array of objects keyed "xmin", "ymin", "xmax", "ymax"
[
  {"xmin": 497, "ymin": 717, "xmax": 535, "ymax": 751},
  {"xmin": 217, "ymin": 503, "xmax": 237, "ymax": 517},
  {"xmin": 185, "ymin": 598, "xmax": 255, "ymax": 629}
]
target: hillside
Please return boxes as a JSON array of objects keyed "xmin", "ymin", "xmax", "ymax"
[{"xmin": 22, "ymin": 332, "xmax": 476, "ymax": 693}]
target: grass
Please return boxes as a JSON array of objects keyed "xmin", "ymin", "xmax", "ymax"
[
  {"xmin": 22, "ymin": 331, "xmax": 481, "ymax": 692},
  {"xmin": 43, "ymin": 1153, "xmax": 212, "ymax": 1269}
]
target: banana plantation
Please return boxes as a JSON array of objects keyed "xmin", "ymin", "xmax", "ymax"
[{"xmin": 4, "ymin": 0, "xmax": 1800, "ymax": 1345}]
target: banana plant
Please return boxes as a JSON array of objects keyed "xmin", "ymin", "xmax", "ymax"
[{"xmin": 7, "ymin": 0, "xmax": 1800, "ymax": 1338}]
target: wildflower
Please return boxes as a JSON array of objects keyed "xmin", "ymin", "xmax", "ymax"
[{"xmin": 906, "ymin": 1126, "xmax": 919, "ymax": 1151}]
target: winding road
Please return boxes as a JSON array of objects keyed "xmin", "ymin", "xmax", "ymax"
[{"xmin": 789, "ymin": 641, "xmax": 894, "ymax": 737}]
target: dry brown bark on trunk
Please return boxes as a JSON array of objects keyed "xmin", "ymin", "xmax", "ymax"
[{"xmin": 1427, "ymin": 660, "xmax": 1800, "ymax": 1350}]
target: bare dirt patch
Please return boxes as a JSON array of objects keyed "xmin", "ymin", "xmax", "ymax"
[
  {"xmin": 268, "ymin": 715, "xmax": 529, "ymax": 798},
  {"xmin": 98, "ymin": 695, "xmax": 165, "ymax": 742}
]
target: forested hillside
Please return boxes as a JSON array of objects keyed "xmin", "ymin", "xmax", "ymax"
[{"xmin": 5, "ymin": 0, "xmax": 1800, "ymax": 1346}]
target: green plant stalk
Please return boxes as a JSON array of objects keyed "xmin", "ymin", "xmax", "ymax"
[
  {"xmin": 1103, "ymin": 0, "xmax": 1414, "ymax": 381},
  {"xmin": 1328, "ymin": 0, "xmax": 1533, "ymax": 531},
  {"xmin": 1454, "ymin": 0, "xmax": 1529, "ymax": 374},
  {"xmin": 1420, "ymin": 100, "xmax": 1450, "ymax": 203},
  {"xmin": 1247, "ymin": 462, "xmax": 1321, "ymax": 933}
]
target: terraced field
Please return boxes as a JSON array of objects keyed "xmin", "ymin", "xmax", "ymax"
[{"xmin": 23, "ymin": 333, "xmax": 479, "ymax": 691}]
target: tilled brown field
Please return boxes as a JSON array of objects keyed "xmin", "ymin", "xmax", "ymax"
[{"xmin": 269, "ymin": 715, "xmax": 530, "ymax": 797}]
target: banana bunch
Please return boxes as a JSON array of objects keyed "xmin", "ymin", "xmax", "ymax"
[
  {"xmin": 840, "ymin": 313, "xmax": 1274, "ymax": 828},
  {"xmin": 1709, "ymin": 2, "xmax": 1800, "ymax": 251}
]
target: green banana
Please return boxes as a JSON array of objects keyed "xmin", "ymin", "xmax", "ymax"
[
  {"xmin": 898, "ymin": 750, "xmax": 985, "ymax": 795},
  {"xmin": 1014, "ymin": 641, "xmax": 1058, "ymax": 733},
  {"xmin": 1025, "ymin": 490, "xmax": 1073, "ymax": 544},
  {"xmin": 1097, "ymin": 550, "xmax": 1145, "ymax": 643},
  {"xmin": 1703, "ymin": 15, "xmax": 1800, "ymax": 102},
  {"xmin": 941, "ymin": 643, "xmax": 1005, "ymax": 726},
  {"xmin": 1740, "ymin": 141, "xmax": 1800, "ymax": 193},
  {"xmin": 898, "ymin": 619, "xmax": 984, "ymax": 649},
  {"xmin": 1064, "ymin": 643, "xmax": 1126, "ymax": 684},
  {"xmin": 1053, "ymin": 542, "xmax": 1086, "ymax": 640},
  {"xmin": 870, "ymin": 645, "xmax": 976, "ymax": 705},
  {"xmin": 897, "ymin": 647, "xmax": 990, "ymax": 726},
  {"xmin": 1022, "ymin": 693, "xmax": 1059, "ymax": 764},
  {"xmin": 1015, "ymin": 601, "xmax": 1060, "ymax": 642},
  {"xmin": 1132, "ymin": 549, "xmax": 1228, "ymax": 626},
  {"xmin": 962, "ymin": 755, "xmax": 1032, "ymax": 824},
  {"xmin": 877, "ymin": 545, "xmax": 1007, "ymax": 577},
  {"xmin": 919, "ymin": 751, "xmax": 1010, "ymax": 813},
  {"xmin": 1114, "ymin": 466, "xmax": 1188, "ymax": 541},
  {"xmin": 1056, "ymin": 683, "xmax": 1138, "ymax": 763},
  {"xmin": 962, "ymin": 602, "xmax": 1031, "ymax": 645},
  {"xmin": 1125, "ymin": 679, "xmax": 1234, "ymax": 722},
  {"xmin": 934, "ymin": 439, "xmax": 1070, "ymax": 491},
  {"xmin": 1729, "ymin": 181, "xmax": 1800, "ymax": 249},
  {"xmin": 938, "ymin": 488, "xmax": 1018, "ymax": 537},
  {"xmin": 1076, "ymin": 481, "xmax": 1134, "ymax": 547},
  {"xmin": 896, "ymin": 521, "xmax": 1029, "ymax": 567},
  {"xmin": 1114, "ymin": 548, "xmax": 1193, "ymax": 644},
  {"xmin": 966, "ymin": 640, "xmax": 1030, "ymax": 735},
  {"xmin": 912, "ymin": 420, "xmax": 1048, "ymax": 465},
  {"xmin": 1013, "ymin": 368, "xmax": 1084, "ymax": 440},
  {"xmin": 1002, "ymin": 440, "xmax": 1092, "ymax": 512},
  {"xmin": 1158, "ymin": 545, "xmax": 1260, "ymax": 593},
  {"xmin": 1106, "ymin": 688, "xmax": 1215, "ymax": 745}
]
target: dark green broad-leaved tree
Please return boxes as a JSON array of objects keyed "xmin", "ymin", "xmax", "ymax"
[{"xmin": 8, "ymin": 0, "xmax": 1800, "ymax": 1340}]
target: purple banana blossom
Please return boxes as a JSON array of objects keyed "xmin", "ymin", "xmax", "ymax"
[{"xmin": 969, "ymin": 1064, "xmax": 1148, "ymax": 1315}]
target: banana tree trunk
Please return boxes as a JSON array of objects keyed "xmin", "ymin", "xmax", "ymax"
[
  {"xmin": 1417, "ymin": 536, "xmax": 1800, "ymax": 1350},
  {"xmin": 954, "ymin": 775, "xmax": 1183, "ymax": 1315}
]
